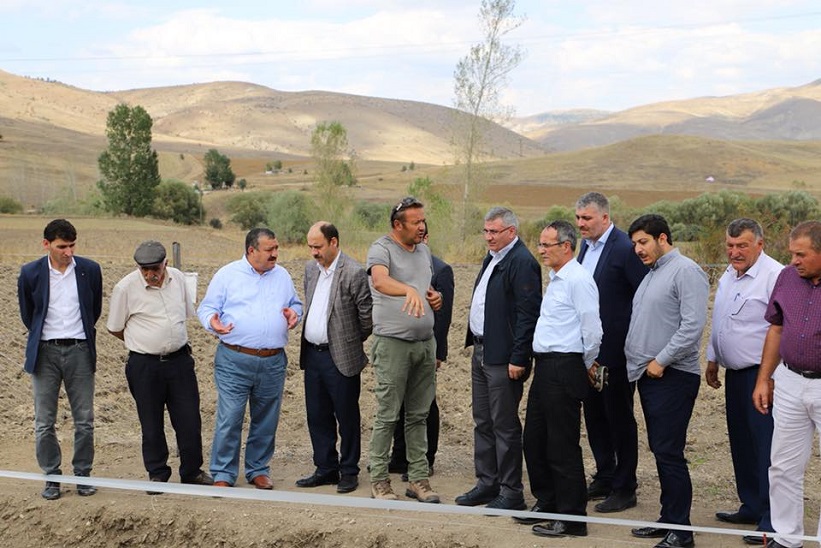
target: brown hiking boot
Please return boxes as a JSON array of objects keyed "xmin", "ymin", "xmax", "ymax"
[
  {"xmin": 406, "ymin": 479, "xmax": 440, "ymax": 503},
  {"xmin": 371, "ymin": 479, "xmax": 399, "ymax": 500}
]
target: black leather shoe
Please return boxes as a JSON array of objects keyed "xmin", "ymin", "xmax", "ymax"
[
  {"xmin": 587, "ymin": 479, "xmax": 612, "ymax": 500},
  {"xmin": 146, "ymin": 476, "xmax": 167, "ymax": 495},
  {"xmin": 632, "ymin": 526, "xmax": 669, "ymax": 538},
  {"xmin": 295, "ymin": 470, "xmax": 340, "ymax": 488},
  {"xmin": 766, "ymin": 539, "xmax": 799, "ymax": 548},
  {"xmin": 532, "ymin": 520, "xmax": 588, "ymax": 537},
  {"xmin": 716, "ymin": 511, "xmax": 758, "ymax": 525},
  {"xmin": 654, "ymin": 531, "xmax": 694, "ymax": 548},
  {"xmin": 513, "ymin": 501, "xmax": 553, "ymax": 525},
  {"xmin": 77, "ymin": 484, "xmax": 97, "ymax": 496},
  {"xmin": 743, "ymin": 534, "xmax": 766, "ymax": 545},
  {"xmin": 41, "ymin": 481, "xmax": 60, "ymax": 500},
  {"xmin": 337, "ymin": 474, "xmax": 358, "ymax": 493},
  {"xmin": 182, "ymin": 471, "xmax": 214, "ymax": 485},
  {"xmin": 486, "ymin": 493, "xmax": 527, "ymax": 510},
  {"xmin": 595, "ymin": 491, "xmax": 637, "ymax": 513},
  {"xmin": 455, "ymin": 485, "xmax": 499, "ymax": 506}
]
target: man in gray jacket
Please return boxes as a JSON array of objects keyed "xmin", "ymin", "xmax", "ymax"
[{"xmin": 625, "ymin": 214, "xmax": 709, "ymax": 548}]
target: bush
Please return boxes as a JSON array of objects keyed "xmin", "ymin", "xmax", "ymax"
[
  {"xmin": 0, "ymin": 195, "xmax": 23, "ymax": 214},
  {"xmin": 265, "ymin": 191, "xmax": 314, "ymax": 244},
  {"xmin": 227, "ymin": 193, "xmax": 269, "ymax": 230},
  {"xmin": 354, "ymin": 201, "xmax": 391, "ymax": 230},
  {"xmin": 209, "ymin": 218, "xmax": 223, "ymax": 229},
  {"xmin": 152, "ymin": 180, "xmax": 203, "ymax": 224}
]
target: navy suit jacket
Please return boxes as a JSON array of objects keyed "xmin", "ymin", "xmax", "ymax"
[
  {"xmin": 465, "ymin": 239, "xmax": 542, "ymax": 367},
  {"xmin": 18, "ymin": 255, "xmax": 103, "ymax": 374},
  {"xmin": 431, "ymin": 255, "xmax": 454, "ymax": 362},
  {"xmin": 577, "ymin": 226, "xmax": 648, "ymax": 370}
]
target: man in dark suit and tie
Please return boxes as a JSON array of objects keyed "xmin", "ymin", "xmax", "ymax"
[
  {"xmin": 575, "ymin": 193, "xmax": 648, "ymax": 513},
  {"xmin": 296, "ymin": 222, "xmax": 373, "ymax": 494},
  {"xmin": 18, "ymin": 219, "xmax": 103, "ymax": 500}
]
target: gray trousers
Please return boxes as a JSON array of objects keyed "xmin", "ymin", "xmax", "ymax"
[
  {"xmin": 31, "ymin": 341, "xmax": 95, "ymax": 476},
  {"xmin": 470, "ymin": 343, "xmax": 525, "ymax": 498}
]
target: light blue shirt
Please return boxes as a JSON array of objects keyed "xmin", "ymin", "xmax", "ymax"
[
  {"xmin": 197, "ymin": 256, "xmax": 303, "ymax": 349},
  {"xmin": 469, "ymin": 236, "xmax": 518, "ymax": 337},
  {"xmin": 533, "ymin": 259, "xmax": 602, "ymax": 368},
  {"xmin": 580, "ymin": 223, "xmax": 614, "ymax": 276}
]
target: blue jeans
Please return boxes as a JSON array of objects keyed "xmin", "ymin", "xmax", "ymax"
[
  {"xmin": 210, "ymin": 343, "xmax": 287, "ymax": 484},
  {"xmin": 32, "ymin": 341, "xmax": 95, "ymax": 476}
]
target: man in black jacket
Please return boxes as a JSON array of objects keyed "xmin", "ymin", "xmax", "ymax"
[{"xmin": 456, "ymin": 206, "xmax": 542, "ymax": 510}]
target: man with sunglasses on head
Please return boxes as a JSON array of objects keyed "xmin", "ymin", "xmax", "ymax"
[
  {"xmin": 107, "ymin": 241, "xmax": 212, "ymax": 492},
  {"xmin": 456, "ymin": 206, "xmax": 542, "ymax": 511},
  {"xmin": 366, "ymin": 196, "xmax": 442, "ymax": 503}
]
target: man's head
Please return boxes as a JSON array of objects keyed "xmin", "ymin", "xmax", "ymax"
[
  {"xmin": 628, "ymin": 214, "xmax": 673, "ymax": 268},
  {"xmin": 538, "ymin": 220, "xmax": 577, "ymax": 271},
  {"xmin": 575, "ymin": 192, "xmax": 612, "ymax": 242},
  {"xmin": 483, "ymin": 206, "xmax": 518, "ymax": 253},
  {"xmin": 133, "ymin": 240, "xmax": 167, "ymax": 287},
  {"xmin": 725, "ymin": 218, "xmax": 764, "ymax": 276},
  {"xmin": 789, "ymin": 220, "xmax": 821, "ymax": 283},
  {"xmin": 245, "ymin": 227, "xmax": 279, "ymax": 274},
  {"xmin": 390, "ymin": 196, "xmax": 426, "ymax": 246},
  {"xmin": 307, "ymin": 221, "xmax": 340, "ymax": 268},
  {"xmin": 42, "ymin": 218, "xmax": 77, "ymax": 271}
]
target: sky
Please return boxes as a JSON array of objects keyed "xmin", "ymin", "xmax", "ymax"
[{"xmin": 1, "ymin": 0, "xmax": 821, "ymax": 116}]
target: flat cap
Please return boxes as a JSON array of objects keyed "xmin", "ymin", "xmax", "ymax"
[{"xmin": 134, "ymin": 240, "xmax": 167, "ymax": 266}]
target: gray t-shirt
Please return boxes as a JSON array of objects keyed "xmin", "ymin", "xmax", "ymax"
[{"xmin": 366, "ymin": 235, "xmax": 434, "ymax": 341}]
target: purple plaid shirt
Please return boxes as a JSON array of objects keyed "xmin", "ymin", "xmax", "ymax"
[{"xmin": 765, "ymin": 265, "xmax": 821, "ymax": 371}]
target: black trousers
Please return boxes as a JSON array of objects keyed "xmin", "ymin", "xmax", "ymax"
[
  {"xmin": 125, "ymin": 348, "xmax": 204, "ymax": 481},
  {"xmin": 303, "ymin": 345, "xmax": 361, "ymax": 476},
  {"xmin": 390, "ymin": 397, "xmax": 439, "ymax": 470},
  {"xmin": 523, "ymin": 352, "xmax": 588, "ymax": 515},
  {"xmin": 583, "ymin": 365, "xmax": 639, "ymax": 493}
]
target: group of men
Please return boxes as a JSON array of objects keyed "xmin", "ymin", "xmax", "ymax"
[{"xmin": 16, "ymin": 202, "xmax": 821, "ymax": 548}]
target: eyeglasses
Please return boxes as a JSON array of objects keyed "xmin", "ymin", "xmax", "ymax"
[
  {"xmin": 537, "ymin": 241, "xmax": 565, "ymax": 249},
  {"xmin": 483, "ymin": 226, "xmax": 513, "ymax": 236}
]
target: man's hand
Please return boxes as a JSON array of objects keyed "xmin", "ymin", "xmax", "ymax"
[
  {"xmin": 646, "ymin": 359, "xmax": 665, "ymax": 379},
  {"xmin": 426, "ymin": 288, "xmax": 443, "ymax": 311},
  {"xmin": 283, "ymin": 307, "xmax": 298, "ymax": 329},
  {"xmin": 752, "ymin": 378, "xmax": 774, "ymax": 415},
  {"xmin": 436, "ymin": 359, "xmax": 443, "ymax": 371},
  {"xmin": 402, "ymin": 287, "xmax": 426, "ymax": 317},
  {"xmin": 509, "ymin": 364, "xmax": 526, "ymax": 380},
  {"xmin": 705, "ymin": 361, "xmax": 721, "ymax": 389},
  {"xmin": 587, "ymin": 362, "xmax": 599, "ymax": 385},
  {"xmin": 209, "ymin": 313, "xmax": 234, "ymax": 335}
]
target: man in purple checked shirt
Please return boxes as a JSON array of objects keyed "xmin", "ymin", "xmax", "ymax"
[{"xmin": 752, "ymin": 220, "xmax": 821, "ymax": 548}]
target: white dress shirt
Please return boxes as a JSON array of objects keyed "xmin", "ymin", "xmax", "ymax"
[
  {"xmin": 469, "ymin": 237, "xmax": 518, "ymax": 337},
  {"xmin": 303, "ymin": 252, "xmax": 340, "ymax": 345},
  {"xmin": 41, "ymin": 258, "xmax": 86, "ymax": 341}
]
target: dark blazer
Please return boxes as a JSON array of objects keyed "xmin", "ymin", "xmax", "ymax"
[
  {"xmin": 577, "ymin": 226, "xmax": 648, "ymax": 370},
  {"xmin": 299, "ymin": 252, "xmax": 373, "ymax": 377},
  {"xmin": 465, "ymin": 239, "xmax": 542, "ymax": 367},
  {"xmin": 18, "ymin": 255, "xmax": 103, "ymax": 374},
  {"xmin": 431, "ymin": 255, "xmax": 454, "ymax": 362}
]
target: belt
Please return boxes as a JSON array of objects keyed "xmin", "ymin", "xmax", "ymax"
[
  {"xmin": 42, "ymin": 338, "xmax": 84, "ymax": 346},
  {"xmin": 130, "ymin": 344, "xmax": 191, "ymax": 362},
  {"xmin": 306, "ymin": 342, "xmax": 330, "ymax": 352},
  {"xmin": 785, "ymin": 363, "xmax": 821, "ymax": 379},
  {"xmin": 533, "ymin": 351, "xmax": 581, "ymax": 360},
  {"xmin": 473, "ymin": 336, "xmax": 484, "ymax": 345},
  {"xmin": 222, "ymin": 343, "xmax": 282, "ymax": 357}
]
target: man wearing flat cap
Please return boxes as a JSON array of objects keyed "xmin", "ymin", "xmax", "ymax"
[{"xmin": 107, "ymin": 240, "xmax": 212, "ymax": 491}]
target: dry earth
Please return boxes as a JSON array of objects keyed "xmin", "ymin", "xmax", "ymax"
[{"xmin": 0, "ymin": 218, "xmax": 820, "ymax": 548}]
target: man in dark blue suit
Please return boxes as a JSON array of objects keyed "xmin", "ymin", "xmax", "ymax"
[
  {"xmin": 575, "ymin": 193, "xmax": 648, "ymax": 513},
  {"xmin": 18, "ymin": 219, "xmax": 103, "ymax": 500}
]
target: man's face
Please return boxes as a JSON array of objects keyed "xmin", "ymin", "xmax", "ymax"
[
  {"xmin": 247, "ymin": 235, "xmax": 279, "ymax": 274},
  {"xmin": 307, "ymin": 228, "xmax": 338, "ymax": 268},
  {"xmin": 139, "ymin": 261, "xmax": 167, "ymax": 288},
  {"xmin": 394, "ymin": 207, "xmax": 426, "ymax": 246},
  {"xmin": 575, "ymin": 205, "xmax": 609, "ymax": 241},
  {"xmin": 44, "ymin": 238, "xmax": 75, "ymax": 271},
  {"xmin": 538, "ymin": 227, "xmax": 568, "ymax": 270},
  {"xmin": 789, "ymin": 236, "xmax": 821, "ymax": 282},
  {"xmin": 483, "ymin": 217, "xmax": 516, "ymax": 253},
  {"xmin": 726, "ymin": 230, "xmax": 763, "ymax": 276},
  {"xmin": 631, "ymin": 230, "xmax": 666, "ymax": 267}
]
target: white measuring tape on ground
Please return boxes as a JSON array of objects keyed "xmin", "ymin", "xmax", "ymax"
[{"xmin": 0, "ymin": 470, "xmax": 817, "ymax": 545}]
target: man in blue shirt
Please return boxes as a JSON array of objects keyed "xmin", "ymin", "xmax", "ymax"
[{"xmin": 198, "ymin": 228, "xmax": 302, "ymax": 489}]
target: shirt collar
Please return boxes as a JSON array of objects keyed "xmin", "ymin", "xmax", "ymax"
[
  {"xmin": 585, "ymin": 223, "xmax": 615, "ymax": 250},
  {"xmin": 319, "ymin": 251, "xmax": 341, "ymax": 275},
  {"xmin": 652, "ymin": 247, "xmax": 680, "ymax": 270},
  {"xmin": 490, "ymin": 236, "xmax": 519, "ymax": 260},
  {"xmin": 48, "ymin": 257, "xmax": 76, "ymax": 276}
]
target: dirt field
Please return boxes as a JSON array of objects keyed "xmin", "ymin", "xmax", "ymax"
[{"xmin": 0, "ymin": 217, "xmax": 819, "ymax": 548}]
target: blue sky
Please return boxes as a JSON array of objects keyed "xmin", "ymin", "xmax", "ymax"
[{"xmin": 2, "ymin": 0, "xmax": 820, "ymax": 116}]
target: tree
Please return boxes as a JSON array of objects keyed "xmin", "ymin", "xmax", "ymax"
[
  {"xmin": 453, "ymin": 0, "xmax": 525, "ymax": 238},
  {"xmin": 152, "ymin": 180, "xmax": 204, "ymax": 225},
  {"xmin": 204, "ymin": 149, "xmax": 236, "ymax": 190},
  {"xmin": 310, "ymin": 121, "xmax": 357, "ymax": 218},
  {"xmin": 97, "ymin": 104, "xmax": 161, "ymax": 216}
]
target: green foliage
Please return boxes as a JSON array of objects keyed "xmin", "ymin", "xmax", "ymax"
[
  {"xmin": 0, "ymin": 195, "xmax": 23, "ymax": 214},
  {"xmin": 407, "ymin": 177, "xmax": 454, "ymax": 240},
  {"xmin": 265, "ymin": 191, "xmax": 315, "ymax": 244},
  {"xmin": 409, "ymin": 161, "xmax": 415, "ymax": 171},
  {"xmin": 209, "ymin": 218, "xmax": 223, "ymax": 229},
  {"xmin": 273, "ymin": 160, "xmax": 283, "ymax": 170},
  {"xmin": 354, "ymin": 201, "xmax": 391, "ymax": 230},
  {"xmin": 204, "ymin": 149, "xmax": 236, "ymax": 190},
  {"xmin": 238, "ymin": 178, "xmax": 247, "ymax": 191},
  {"xmin": 152, "ymin": 180, "xmax": 203, "ymax": 225},
  {"xmin": 227, "ymin": 193, "xmax": 269, "ymax": 230},
  {"xmin": 97, "ymin": 103, "xmax": 161, "ymax": 216}
]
